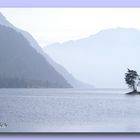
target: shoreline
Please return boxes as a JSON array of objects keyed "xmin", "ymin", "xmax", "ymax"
[{"xmin": 126, "ymin": 91, "xmax": 140, "ymax": 95}]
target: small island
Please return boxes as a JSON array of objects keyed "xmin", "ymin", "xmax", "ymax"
[{"xmin": 125, "ymin": 69, "xmax": 140, "ymax": 95}]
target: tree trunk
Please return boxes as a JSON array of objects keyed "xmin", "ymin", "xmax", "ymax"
[{"xmin": 133, "ymin": 84, "xmax": 137, "ymax": 92}]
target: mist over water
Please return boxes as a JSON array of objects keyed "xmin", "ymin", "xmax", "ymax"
[{"xmin": 1, "ymin": 9, "xmax": 140, "ymax": 133}]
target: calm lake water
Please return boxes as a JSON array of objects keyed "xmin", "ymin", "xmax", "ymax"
[{"xmin": 0, "ymin": 88, "xmax": 140, "ymax": 132}]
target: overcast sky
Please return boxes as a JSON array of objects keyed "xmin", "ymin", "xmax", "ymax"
[{"xmin": 1, "ymin": 8, "xmax": 140, "ymax": 47}]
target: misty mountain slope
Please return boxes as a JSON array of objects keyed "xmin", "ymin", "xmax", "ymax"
[
  {"xmin": 0, "ymin": 13, "xmax": 92, "ymax": 88},
  {"xmin": 0, "ymin": 25, "xmax": 72, "ymax": 88},
  {"xmin": 45, "ymin": 28, "xmax": 140, "ymax": 88}
]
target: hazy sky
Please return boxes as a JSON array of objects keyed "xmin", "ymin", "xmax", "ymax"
[{"xmin": 1, "ymin": 8, "xmax": 140, "ymax": 47}]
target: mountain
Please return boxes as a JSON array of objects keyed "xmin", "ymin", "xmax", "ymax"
[
  {"xmin": 0, "ymin": 13, "xmax": 93, "ymax": 89},
  {"xmin": 0, "ymin": 18, "xmax": 71, "ymax": 88},
  {"xmin": 45, "ymin": 28, "xmax": 140, "ymax": 88}
]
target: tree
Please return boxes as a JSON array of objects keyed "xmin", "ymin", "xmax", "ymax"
[{"xmin": 125, "ymin": 69, "xmax": 140, "ymax": 92}]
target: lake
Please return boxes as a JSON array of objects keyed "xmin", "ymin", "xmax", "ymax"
[{"xmin": 0, "ymin": 88, "xmax": 140, "ymax": 132}]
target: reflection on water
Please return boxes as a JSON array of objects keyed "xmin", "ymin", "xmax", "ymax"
[{"xmin": 0, "ymin": 88, "xmax": 140, "ymax": 132}]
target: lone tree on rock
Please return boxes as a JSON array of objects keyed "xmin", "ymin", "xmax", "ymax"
[{"xmin": 125, "ymin": 69, "xmax": 140, "ymax": 92}]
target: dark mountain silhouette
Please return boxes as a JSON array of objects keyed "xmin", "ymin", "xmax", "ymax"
[
  {"xmin": 0, "ymin": 12, "xmax": 93, "ymax": 89},
  {"xmin": 0, "ymin": 24, "xmax": 71, "ymax": 88}
]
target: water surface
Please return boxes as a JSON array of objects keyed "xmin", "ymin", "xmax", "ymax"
[{"xmin": 0, "ymin": 88, "xmax": 139, "ymax": 132}]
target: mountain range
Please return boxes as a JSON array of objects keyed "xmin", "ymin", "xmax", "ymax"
[
  {"xmin": 0, "ymin": 13, "xmax": 93, "ymax": 88},
  {"xmin": 45, "ymin": 28, "xmax": 140, "ymax": 88},
  {"xmin": 0, "ymin": 13, "xmax": 73, "ymax": 88}
]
